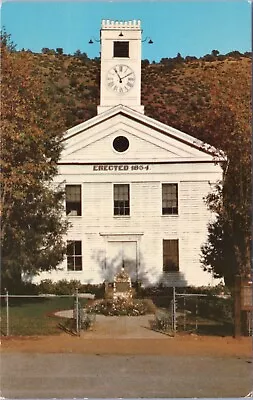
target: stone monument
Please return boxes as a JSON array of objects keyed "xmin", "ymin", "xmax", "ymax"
[{"xmin": 113, "ymin": 267, "xmax": 133, "ymax": 300}]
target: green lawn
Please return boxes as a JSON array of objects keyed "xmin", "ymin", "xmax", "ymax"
[{"xmin": 0, "ymin": 296, "xmax": 87, "ymax": 336}]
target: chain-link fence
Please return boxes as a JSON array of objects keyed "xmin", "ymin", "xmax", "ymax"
[
  {"xmin": 1, "ymin": 287, "xmax": 252, "ymax": 337},
  {"xmin": 0, "ymin": 290, "xmax": 95, "ymax": 337},
  {"xmin": 175, "ymin": 292, "xmax": 235, "ymax": 335},
  {"xmin": 143, "ymin": 287, "xmax": 252, "ymax": 337}
]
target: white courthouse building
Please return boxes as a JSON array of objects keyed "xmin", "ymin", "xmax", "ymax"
[{"xmin": 40, "ymin": 20, "xmax": 223, "ymax": 287}]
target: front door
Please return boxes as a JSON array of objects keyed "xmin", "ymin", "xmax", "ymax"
[{"xmin": 106, "ymin": 241, "xmax": 137, "ymax": 281}]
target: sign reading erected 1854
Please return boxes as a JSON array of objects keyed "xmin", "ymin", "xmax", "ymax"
[{"xmin": 93, "ymin": 164, "xmax": 150, "ymax": 172}]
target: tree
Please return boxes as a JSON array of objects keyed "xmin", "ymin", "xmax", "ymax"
[
  {"xmin": 225, "ymin": 50, "xmax": 242, "ymax": 59},
  {"xmin": 74, "ymin": 49, "xmax": 82, "ymax": 57},
  {"xmin": 200, "ymin": 69, "xmax": 251, "ymax": 287},
  {"xmin": 202, "ymin": 54, "xmax": 216, "ymax": 62},
  {"xmin": 173, "ymin": 53, "xmax": 184, "ymax": 63},
  {"xmin": 74, "ymin": 49, "xmax": 89, "ymax": 61},
  {"xmin": 1, "ymin": 33, "xmax": 68, "ymax": 291},
  {"xmin": 185, "ymin": 55, "xmax": 198, "ymax": 62},
  {"xmin": 41, "ymin": 47, "xmax": 56, "ymax": 55},
  {"xmin": 141, "ymin": 59, "xmax": 150, "ymax": 66},
  {"xmin": 211, "ymin": 49, "xmax": 219, "ymax": 57},
  {"xmin": 56, "ymin": 47, "xmax": 64, "ymax": 55}
]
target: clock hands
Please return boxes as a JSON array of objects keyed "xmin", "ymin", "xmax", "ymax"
[
  {"xmin": 114, "ymin": 68, "xmax": 122, "ymax": 83},
  {"xmin": 114, "ymin": 67, "xmax": 134, "ymax": 83},
  {"xmin": 121, "ymin": 72, "xmax": 134, "ymax": 80}
]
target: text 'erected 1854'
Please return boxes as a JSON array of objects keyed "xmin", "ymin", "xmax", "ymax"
[{"xmin": 93, "ymin": 164, "xmax": 150, "ymax": 172}]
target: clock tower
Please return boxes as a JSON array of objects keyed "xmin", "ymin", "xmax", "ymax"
[{"xmin": 97, "ymin": 19, "xmax": 144, "ymax": 115}]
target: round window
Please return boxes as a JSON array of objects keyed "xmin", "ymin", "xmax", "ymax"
[{"xmin": 113, "ymin": 136, "xmax": 129, "ymax": 153}]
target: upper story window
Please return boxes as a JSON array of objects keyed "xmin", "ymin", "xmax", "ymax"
[
  {"xmin": 113, "ymin": 41, "xmax": 129, "ymax": 58},
  {"xmin": 67, "ymin": 240, "xmax": 82, "ymax": 271},
  {"xmin": 66, "ymin": 185, "xmax": 81, "ymax": 216},
  {"xmin": 163, "ymin": 239, "xmax": 179, "ymax": 272},
  {"xmin": 162, "ymin": 183, "xmax": 178, "ymax": 215},
  {"xmin": 114, "ymin": 184, "xmax": 130, "ymax": 216}
]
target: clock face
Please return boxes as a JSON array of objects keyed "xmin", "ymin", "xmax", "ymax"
[{"xmin": 106, "ymin": 65, "xmax": 135, "ymax": 94}]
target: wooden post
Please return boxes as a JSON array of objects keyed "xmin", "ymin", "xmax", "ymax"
[
  {"xmin": 234, "ymin": 275, "xmax": 241, "ymax": 338},
  {"xmin": 172, "ymin": 287, "xmax": 176, "ymax": 334},
  {"xmin": 75, "ymin": 288, "xmax": 79, "ymax": 335},
  {"xmin": 5, "ymin": 289, "xmax": 9, "ymax": 336}
]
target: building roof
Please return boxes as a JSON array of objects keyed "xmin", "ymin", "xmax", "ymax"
[{"xmin": 60, "ymin": 105, "xmax": 225, "ymax": 164}]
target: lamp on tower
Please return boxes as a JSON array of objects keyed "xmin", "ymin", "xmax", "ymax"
[
  {"xmin": 88, "ymin": 37, "xmax": 101, "ymax": 44},
  {"xmin": 142, "ymin": 36, "xmax": 153, "ymax": 44}
]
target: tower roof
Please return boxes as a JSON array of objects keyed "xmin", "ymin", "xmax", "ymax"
[{"xmin": 101, "ymin": 19, "xmax": 141, "ymax": 30}]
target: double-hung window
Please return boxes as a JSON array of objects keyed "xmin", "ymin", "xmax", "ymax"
[
  {"xmin": 66, "ymin": 185, "xmax": 81, "ymax": 216},
  {"xmin": 163, "ymin": 239, "xmax": 179, "ymax": 272},
  {"xmin": 114, "ymin": 184, "xmax": 130, "ymax": 216},
  {"xmin": 162, "ymin": 183, "xmax": 178, "ymax": 215},
  {"xmin": 67, "ymin": 240, "xmax": 82, "ymax": 271}
]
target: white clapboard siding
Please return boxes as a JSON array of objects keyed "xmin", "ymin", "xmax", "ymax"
[
  {"xmin": 35, "ymin": 107, "xmax": 223, "ymax": 287},
  {"xmin": 41, "ymin": 177, "xmax": 219, "ymax": 287}
]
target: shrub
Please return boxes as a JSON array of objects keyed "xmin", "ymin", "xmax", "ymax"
[
  {"xmin": 79, "ymin": 283, "xmax": 104, "ymax": 298},
  {"xmin": 37, "ymin": 279, "xmax": 55, "ymax": 294},
  {"xmin": 150, "ymin": 310, "xmax": 174, "ymax": 335},
  {"xmin": 60, "ymin": 312, "xmax": 95, "ymax": 334},
  {"xmin": 86, "ymin": 298, "xmax": 153, "ymax": 316},
  {"xmin": 54, "ymin": 279, "xmax": 82, "ymax": 295},
  {"xmin": 81, "ymin": 312, "xmax": 96, "ymax": 330},
  {"xmin": 37, "ymin": 279, "xmax": 105, "ymax": 296}
]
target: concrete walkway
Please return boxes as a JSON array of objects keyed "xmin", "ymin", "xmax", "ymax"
[{"xmin": 55, "ymin": 309, "xmax": 170, "ymax": 339}]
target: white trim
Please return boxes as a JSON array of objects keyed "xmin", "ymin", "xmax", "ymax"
[
  {"xmin": 99, "ymin": 232, "xmax": 144, "ymax": 236},
  {"xmin": 62, "ymin": 104, "xmax": 224, "ymax": 159}
]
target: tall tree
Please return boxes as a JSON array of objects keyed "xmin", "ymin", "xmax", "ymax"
[
  {"xmin": 0, "ymin": 33, "xmax": 68, "ymax": 291},
  {"xmin": 200, "ymin": 68, "xmax": 251, "ymax": 287}
]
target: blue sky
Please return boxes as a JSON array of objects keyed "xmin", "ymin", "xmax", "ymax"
[{"xmin": 1, "ymin": 1, "xmax": 251, "ymax": 61}]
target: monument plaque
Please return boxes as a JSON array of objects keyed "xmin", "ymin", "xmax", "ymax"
[{"xmin": 113, "ymin": 267, "xmax": 133, "ymax": 300}]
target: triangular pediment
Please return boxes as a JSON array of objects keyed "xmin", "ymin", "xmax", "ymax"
[{"xmin": 59, "ymin": 105, "xmax": 222, "ymax": 164}]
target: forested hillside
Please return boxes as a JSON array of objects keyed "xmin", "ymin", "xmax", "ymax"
[{"xmin": 23, "ymin": 50, "xmax": 251, "ymax": 149}]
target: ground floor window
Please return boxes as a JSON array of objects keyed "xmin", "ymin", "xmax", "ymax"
[
  {"xmin": 163, "ymin": 239, "xmax": 179, "ymax": 272},
  {"xmin": 67, "ymin": 240, "xmax": 82, "ymax": 271}
]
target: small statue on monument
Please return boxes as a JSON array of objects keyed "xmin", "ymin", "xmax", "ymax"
[{"xmin": 113, "ymin": 263, "xmax": 133, "ymax": 300}]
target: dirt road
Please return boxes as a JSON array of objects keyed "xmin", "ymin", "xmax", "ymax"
[{"xmin": 1, "ymin": 333, "xmax": 252, "ymax": 357}]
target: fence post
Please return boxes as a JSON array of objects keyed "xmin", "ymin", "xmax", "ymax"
[
  {"xmin": 195, "ymin": 296, "xmax": 198, "ymax": 332},
  {"xmin": 234, "ymin": 275, "xmax": 241, "ymax": 338},
  {"xmin": 172, "ymin": 286, "xmax": 177, "ymax": 334},
  {"xmin": 183, "ymin": 294, "xmax": 186, "ymax": 331},
  {"xmin": 75, "ymin": 288, "xmax": 79, "ymax": 335},
  {"xmin": 5, "ymin": 289, "xmax": 9, "ymax": 336}
]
